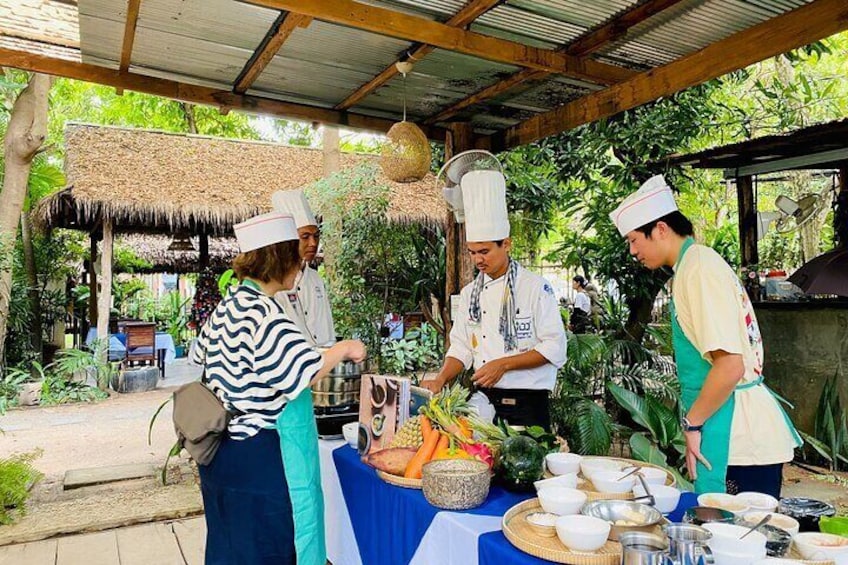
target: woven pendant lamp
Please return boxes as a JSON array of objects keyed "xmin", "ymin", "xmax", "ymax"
[{"xmin": 381, "ymin": 60, "xmax": 431, "ymax": 183}]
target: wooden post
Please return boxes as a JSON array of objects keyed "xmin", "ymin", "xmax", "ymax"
[
  {"xmin": 443, "ymin": 122, "xmax": 475, "ymax": 345},
  {"xmin": 96, "ymin": 219, "xmax": 113, "ymax": 371},
  {"xmin": 737, "ymin": 175, "xmax": 759, "ymax": 267},
  {"xmin": 199, "ymin": 232, "xmax": 209, "ymax": 269},
  {"xmin": 88, "ymin": 232, "xmax": 98, "ymax": 326}
]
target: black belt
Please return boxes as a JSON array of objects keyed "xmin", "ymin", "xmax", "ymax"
[{"xmin": 480, "ymin": 388, "xmax": 549, "ymax": 406}]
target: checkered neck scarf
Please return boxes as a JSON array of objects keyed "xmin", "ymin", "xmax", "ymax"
[{"xmin": 469, "ymin": 259, "xmax": 520, "ymax": 352}]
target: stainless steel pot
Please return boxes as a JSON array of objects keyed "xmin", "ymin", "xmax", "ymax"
[
  {"xmin": 326, "ymin": 359, "xmax": 364, "ymax": 377},
  {"xmin": 312, "ymin": 376, "xmax": 360, "ymax": 393},
  {"xmin": 311, "ymin": 391, "xmax": 359, "ymax": 408}
]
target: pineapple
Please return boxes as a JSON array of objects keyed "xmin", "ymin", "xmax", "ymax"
[{"xmin": 389, "ymin": 415, "xmax": 424, "ymax": 449}]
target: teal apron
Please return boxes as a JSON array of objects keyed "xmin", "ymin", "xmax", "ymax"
[
  {"xmin": 242, "ymin": 279, "xmax": 326, "ymax": 564},
  {"xmin": 276, "ymin": 391, "xmax": 326, "ymax": 565},
  {"xmin": 671, "ymin": 239, "xmax": 801, "ymax": 494}
]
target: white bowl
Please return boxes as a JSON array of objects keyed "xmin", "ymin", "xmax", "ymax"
[
  {"xmin": 538, "ymin": 487, "xmax": 588, "ymax": 516},
  {"xmin": 590, "ymin": 470, "xmax": 637, "ymax": 494},
  {"xmin": 632, "ymin": 484, "xmax": 681, "ymax": 514},
  {"xmin": 546, "ymin": 452, "xmax": 583, "ymax": 476},
  {"xmin": 793, "ymin": 532, "xmax": 848, "ymax": 565},
  {"xmin": 736, "ymin": 492, "xmax": 779, "ymax": 513},
  {"xmin": 698, "ymin": 493, "xmax": 750, "ymax": 516},
  {"xmin": 704, "ymin": 522, "xmax": 767, "ymax": 556},
  {"xmin": 638, "ymin": 467, "xmax": 669, "ymax": 486},
  {"xmin": 580, "ymin": 457, "xmax": 624, "ymax": 479},
  {"xmin": 711, "ymin": 547, "xmax": 767, "ymax": 565},
  {"xmin": 741, "ymin": 512, "xmax": 799, "ymax": 537},
  {"xmin": 555, "ymin": 515, "xmax": 611, "ymax": 552},
  {"xmin": 342, "ymin": 421, "xmax": 359, "ymax": 448},
  {"xmin": 535, "ymin": 473, "xmax": 578, "ymax": 492}
]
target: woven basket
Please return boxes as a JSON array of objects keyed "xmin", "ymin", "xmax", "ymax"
[
  {"xmin": 502, "ymin": 498, "xmax": 622, "ymax": 565},
  {"xmin": 377, "ymin": 470, "xmax": 422, "ymax": 489},
  {"xmin": 422, "ymin": 459, "xmax": 490, "ymax": 510},
  {"xmin": 380, "ymin": 121, "xmax": 431, "ymax": 183}
]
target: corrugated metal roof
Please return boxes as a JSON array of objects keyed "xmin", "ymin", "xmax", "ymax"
[{"xmin": 74, "ymin": 0, "xmax": 828, "ymax": 138}]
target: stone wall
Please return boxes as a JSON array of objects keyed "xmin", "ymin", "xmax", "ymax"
[{"xmin": 756, "ymin": 302, "xmax": 848, "ymax": 434}]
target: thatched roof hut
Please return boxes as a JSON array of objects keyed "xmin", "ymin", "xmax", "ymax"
[
  {"xmin": 38, "ymin": 123, "xmax": 445, "ymax": 236},
  {"xmin": 116, "ymin": 234, "xmax": 238, "ymax": 274}
]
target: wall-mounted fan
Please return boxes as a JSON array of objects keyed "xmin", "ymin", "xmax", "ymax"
[
  {"xmin": 437, "ymin": 150, "xmax": 503, "ymax": 223},
  {"xmin": 757, "ymin": 193, "xmax": 828, "ymax": 240}
]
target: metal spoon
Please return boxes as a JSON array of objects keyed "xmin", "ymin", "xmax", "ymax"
[
  {"xmin": 617, "ymin": 466, "xmax": 641, "ymax": 481},
  {"xmin": 739, "ymin": 514, "xmax": 771, "ymax": 539}
]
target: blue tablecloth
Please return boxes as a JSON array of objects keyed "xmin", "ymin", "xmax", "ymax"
[
  {"xmin": 328, "ymin": 443, "xmax": 698, "ymax": 565},
  {"xmin": 85, "ymin": 328, "xmax": 176, "ymax": 364}
]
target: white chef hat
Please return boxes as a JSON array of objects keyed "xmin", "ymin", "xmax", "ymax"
[
  {"xmin": 271, "ymin": 189, "xmax": 318, "ymax": 229},
  {"xmin": 233, "ymin": 212, "xmax": 298, "ymax": 253},
  {"xmin": 461, "ymin": 170, "xmax": 511, "ymax": 242},
  {"xmin": 610, "ymin": 175, "xmax": 679, "ymax": 236}
]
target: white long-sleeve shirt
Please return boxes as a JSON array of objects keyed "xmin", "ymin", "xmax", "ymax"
[
  {"xmin": 275, "ymin": 266, "xmax": 336, "ymax": 347},
  {"xmin": 446, "ymin": 265, "xmax": 567, "ymax": 390}
]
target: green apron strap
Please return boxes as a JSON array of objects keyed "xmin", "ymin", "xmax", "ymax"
[
  {"xmin": 241, "ymin": 279, "xmax": 262, "ymax": 292},
  {"xmin": 671, "ymin": 238, "xmax": 735, "ymax": 494},
  {"xmin": 277, "ymin": 391, "xmax": 326, "ymax": 565}
]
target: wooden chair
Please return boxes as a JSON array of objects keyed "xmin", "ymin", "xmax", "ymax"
[{"xmin": 123, "ymin": 322, "xmax": 157, "ymax": 368}]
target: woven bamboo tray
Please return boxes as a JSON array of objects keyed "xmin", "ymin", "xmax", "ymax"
[
  {"xmin": 502, "ymin": 498, "xmax": 622, "ymax": 565},
  {"xmin": 377, "ymin": 470, "xmax": 422, "ymax": 489},
  {"xmin": 787, "ymin": 546, "xmax": 835, "ymax": 565},
  {"xmin": 546, "ymin": 457, "xmax": 676, "ymax": 501}
]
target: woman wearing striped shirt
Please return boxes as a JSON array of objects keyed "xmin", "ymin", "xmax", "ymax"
[{"xmin": 192, "ymin": 212, "xmax": 365, "ymax": 565}]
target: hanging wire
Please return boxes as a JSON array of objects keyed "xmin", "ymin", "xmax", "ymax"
[{"xmin": 402, "ymin": 71, "xmax": 407, "ymax": 122}]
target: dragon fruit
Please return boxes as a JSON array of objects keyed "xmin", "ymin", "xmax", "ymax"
[{"xmin": 461, "ymin": 442, "xmax": 494, "ymax": 469}]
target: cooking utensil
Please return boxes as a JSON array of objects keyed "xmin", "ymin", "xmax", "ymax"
[
  {"xmin": 739, "ymin": 514, "xmax": 771, "ymax": 539},
  {"xmin": 619, "ymin": 532, "xmax": 673, "ymax": 565},
  {"xmin": 664, "ymin": 523, "xmax": 714, "ymax": 565}
]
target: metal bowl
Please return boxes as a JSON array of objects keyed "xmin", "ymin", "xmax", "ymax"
[
  {"xmin": 582, "ymin": 500, "xmax": 663, "ymax": 541},
  {"xmin": 422, "ymin": 459, "xmax": 491, "ymax": 510},
  {"xmin": 683, "ymin": 506, "xmax": 735, "ymax": 526}
]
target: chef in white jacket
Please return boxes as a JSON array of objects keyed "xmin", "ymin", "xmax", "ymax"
[
  {"xmin": 423, "ymin": 169, "xmax": 567, "ymax": 429},
  {"xmin": 271, "ymin": 189, "xmax": 336, "ymax": 346}
]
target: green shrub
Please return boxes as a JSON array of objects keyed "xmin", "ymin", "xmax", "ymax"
[{"xmin": 0, "ymin": 451, "xmax": 43, "ymax": 525}]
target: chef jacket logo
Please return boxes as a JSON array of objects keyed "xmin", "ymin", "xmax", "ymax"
[
  {"xmin": 515, "ymin": 316, "xmax": 533, "ymax": 340},
  {"xmin": 315, "ymin": 286, "xmax": 325, "ymax": 300}
]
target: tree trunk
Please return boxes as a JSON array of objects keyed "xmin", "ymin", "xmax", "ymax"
[
  {"xmin": 20, "ymin": 210, "xmax": 43, "ymax": 361},
  {"xmin": 321, "ymin": 125, "xmax": 341, "ymax": 285},
  {"xmin": 180, "ymin": 102, "xmax": 198, "ymax": 134},
  {"xmin": 95, "ymin": 218, "xmax": 113, "ymax": 388},
  {"xmin": 0, "ymin": 73, "xmax": 51, "ymax": 366}
]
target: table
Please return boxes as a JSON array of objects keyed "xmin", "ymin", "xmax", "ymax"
[
  {"xmin": 318, "ymin": 440, "xmax": 698, "ymax": 565},
  {"xmin": 85, "ymin": 328, "xmax": 176, "ymax": 365}
]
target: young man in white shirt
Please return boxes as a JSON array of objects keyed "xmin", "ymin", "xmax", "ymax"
[
  {"xmin": 611, "ymin": 175, "xmax": 801, "ymax": 495},
  {"xmin": 423, "ymin": 169, "xmax": 567, "ymax": 429},
  {"xmin": 272, "ymin": 189, "xmax": 336, "ymax": 346}
]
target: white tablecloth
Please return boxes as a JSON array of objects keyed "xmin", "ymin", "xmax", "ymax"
[
  {"xmin": 318, "ymin": 439, "xmax": 504, "ymax": 565},
  {"xmin": 85, "ymin": 328, "xmax": 176, "ymax": 364}
]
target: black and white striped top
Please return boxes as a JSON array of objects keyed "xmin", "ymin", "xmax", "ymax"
[{"xmin": 190, "ymin": 284, "xmax": 323, "ymax": 440}]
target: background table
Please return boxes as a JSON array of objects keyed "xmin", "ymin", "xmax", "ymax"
[{"xmin": 85, "ymin": 328, "xmax": 176, "ymax": 364}]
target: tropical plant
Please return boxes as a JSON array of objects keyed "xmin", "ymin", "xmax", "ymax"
[
  {"xmin": 608, "ymin": 382, "xmax": 692, "ymax": 490},
  {"xmin": 0, "ymin": 450, "xmax": 43, "ymax": 525},
  {"xmin": 161, "ymin": 291, "xmax": 191, "ymax": 347},
  {"xmin": 380, "ymin": 323, "xmax": 443, "ymax": 380},
  {"xmin": 800, "ymin": 372, "xmax": 848, "ymax": 471},
  {"xmin": 0, "ymin": 365, "xmax": 31, "ymax": 415},
  {"xmin": 50, "ymin": 340, "xmax": 117, "ymax": 391}
]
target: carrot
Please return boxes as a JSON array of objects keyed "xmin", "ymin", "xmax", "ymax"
[
  {"xmin": 434, "ymin": 433, "xmax": 449, "ymax": 456},
  {"xmin": 420, "ymin": 416, "xmax": 434, "ymax": 441},
  {"xmin": 404, "ymin": 427, "xmax": 440, "ymax": 479}
]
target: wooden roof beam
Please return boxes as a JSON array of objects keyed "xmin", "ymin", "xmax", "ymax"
[
  {"xmin": 234, "ymin": 11, "xmax": 312, "ymax": 94},
  {"xmin": 244, "ymin": 0, "xmax": 634, "ymax": 86},
  {"xmin": 0, "ymin": 46, "xmax": 446, "ymax": 140},
  {"xmin": 489, "ymin": 0, "xmax": 848, "ymax": 151},
  {"xmin": 335, "ymin": 0, "xmax": 503, "ymax": 111},
  {"xmin": 116, "ymin": 0, "xmax": 142, "ymax": 95},
  {"xmin": 424, "ymin": 0, "xmax": 686, "ymax": 125}
]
